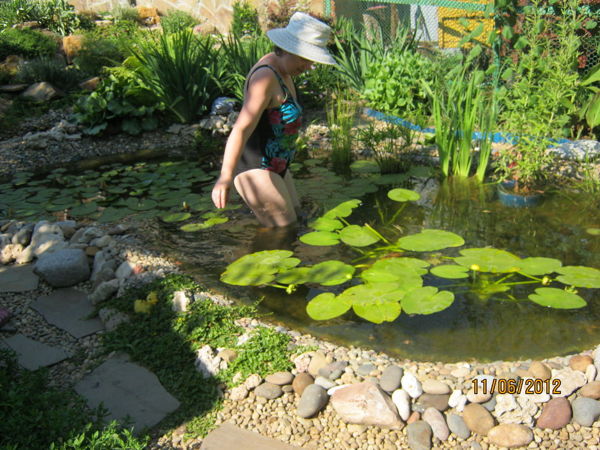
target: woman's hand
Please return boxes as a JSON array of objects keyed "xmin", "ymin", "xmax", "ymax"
[{"xmin": 212, "ymin": 176, "xmax": 232, "ymax": 209}]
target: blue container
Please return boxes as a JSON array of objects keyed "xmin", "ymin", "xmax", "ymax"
[{"xmin": 497, "ymin": 180, "xmax": 543, "ymax": 208}]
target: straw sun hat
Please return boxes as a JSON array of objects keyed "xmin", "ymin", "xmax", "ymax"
[{"xmin": 266, "ymin": 12, "xmax": 336, "ymax": 66}]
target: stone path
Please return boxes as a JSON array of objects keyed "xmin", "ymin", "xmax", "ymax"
[
  {"xmin": 200, "ymin": 423, "xmax": 303, "ymax": 450},
  {"xmin": 0, "ymin": 264, "xmax": 39, "ymax": 292}
]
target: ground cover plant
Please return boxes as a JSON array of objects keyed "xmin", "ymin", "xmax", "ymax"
[
  {"xmin": 0, "ymin": 28, "xmax": 58, "ymax": 61},
  {"xmin": 221, "ymin": 189, "xmax": 600, "ymax": 324}
]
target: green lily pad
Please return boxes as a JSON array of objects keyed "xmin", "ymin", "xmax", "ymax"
[
  {"xmin": 555, "ymin": 266, "xmax": 600, "ymax": 288},
  {"xmin": 528, "ymin": 287, "xmax": 587, "ymax": 309},
  {"xmin": 125, "ymin": 198, "xmax": 158, "ymax": 211},
  {"xmin": 70, "ymin": 202, "xmax": 98, "ymax": 216},
  {"xmin": 202, "ymin": 217, "xmax": 228, "ymax": 228},
  {"xmin": 303, "ymin": 159, "xmax": 324, "ymax": 167},
  {"xmin": 309, "ymin": 217, "xmax": 344, "ymax": 232},
  {"xmin": 372, "ymin": 173, "xmax": 409, "ymax": 185},
  {"xmin": 97, "ymin": 207, "xmax": 132, "ymax": 223},
  {"xmin": 306, "ymin": 292, "xmax": 352, "ymax": 320},
  {"xmin": 454, "ymin": 248, "xmax": 522, "ymax": 273},
  {"xmin": 387, "ymin": 188, "xmax": 420, "ymax": 202},
  {"xmin": 221, "ymin": 250, "xmax": 299, "ymax": 286},
  {"xmin": 339, "ymin": 225, "xmax": 380, "ymax": 247},
  {"xmin": 161, "ymin": 212, "xmax": 191, "ymax": 223},
  {"xmin": 275, "ymin": 267, "xmax": 311, "ymax": 284},
  {"xmin": 586, "ymin": 228, "xmax": 600, "ymax": 236},
  {"xmin": 341, "ymin": 285, "xmax": 404, "ymax": 324},
  {"xmin": 401, "ymin": 286, "xmax": 454, "ymax": 315},
  {"xmin": 430, "ymin": 264, "xmax": 470, "ymax": 279},
  {"xmin": 397, "ymin": 229, "xmax": 465, "ymax": 252},
  {"xmin": 350, "ymin": 160, "xmax": 380, "ymax": 173},
  {"xmin": 306, "ymin": 260, "xmax": 355, "ymax": 286},
  {"xmin": 299, "ymin": 231, "xmax": 340, "ymax": 246},
  {"xmin": 518, "ymin": 257, "xmax": 562, "ymax": 276},
  {"xmin": 361, "ymin": 259, "xmax": 425, "ymax": 288},
  {"xmin": 180, "ymin": 223, "xmax": 206, "ymax": 232},
  {"xmin": 323, "ymin": 199, "xmax": 362, "ymax": 219}
]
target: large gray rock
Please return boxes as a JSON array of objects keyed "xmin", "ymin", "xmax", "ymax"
[
  {"xmin": 380, "ymin": 365, "xmax": 403, "ymax": 392},
  {"xmin": 21, "ymin": 82, "xmax": 60, "ymax": 102},
  {"xmin": 572, "ymin": 397, "xmax": 600, "ymax": 426},
  {"xmin": 406, "ymin": 420, "xmax": 432, "ymax": 450},
  {"xmin": 331, "ymin": 382, "xmax": 403, "ymax": 429},
  {"xmin": 447, "ymin": 413, "xmax": 470, "ymax": 439},
  {"xmin": 0, "ymin": 264, "xmax": 39, "ymax": 292},
  {"xmin": 297, "ymin": 384, "xmax": 328, "ymax": 418},
  {"xmin": 34, "ymin": 248, "xmax": 90, "ymax": 287}
]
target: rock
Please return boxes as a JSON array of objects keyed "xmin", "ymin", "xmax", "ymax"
[
  {"xmin": 481, "ymin": 395, "xmax": 497, "ymax": 412},
  {"xmin": 551, "ymin": 367, "xmax": 587, "ymax": 397},
  {"xmin": 314, "ymin": 376, "xmax": 336, "ymax": 390},
  {"xmin": 448, "ymin": 389, "xmax": 467, "ymax": 412},
  {"xmin": 380, "ymin": 365, "xmax": 403, "ymax": 392},
  {"xmin": 357, "ymin": 363, "xmax": 376, "ymax": 376},
  {"xmin": 244, "ymin": 374, "xmax": 262, "ymax": 390},
  {"xmin": 462, "ymin": 403, "xmax": 495, "ymax": 435},
  {"xmin": 586, "ymin": 364, "xmax": 597, "ymax": 383},
  {"xmin": 21, "ymin": 82, "xmax": 61, "ymax": 102},
  {"xmin": 194, "ymin": 345, "xmax": 221, "ymax": 378},
  {"xmin": 401, "ymin": 372, "xmax": 423, "ymax": 399},
  {"xmin": 98, "ymin": 307, "xmax": 129, "ymax": 332},
  {"xmin": 331, "ymin": 382, "xmax": 403, "ymax": 429},
  {"xmin": 572, "ymin": 397, "xmax": 600, "ymax": 426},
  {"xmin": 529, "ymin": 361, "xmax": 552, "ymax": 380},
  {"xmin": 12, "ymin": 225, "xmax": 33, "ymax": 246},
  {"xmin": 171, "ymin": 290, "xmax": 190, "ymax": 312},
  {"xmin": 254, "ymin": 382, "xmax": 283, "ymax": 400},
  {"xmin": 265, "ymin": 371, "xmax": 294, "ymax": 386},
  {"xmin": 547, "ymin": 140, "xmax": 600, "ymax": 161},
  {"xmin": 79, "ymin": 76, "xmax": 100, "ymax": 91},
  {"xmin": 406, "ymin": 421, "xmax": 432, "ymax": 450},
  {"xmin": 115, "ymin": 261, "xmax": 136, "ymax": 280},
  {"xmin": 467, "ymin": 387, "xmax": 492, "ymax": 403},
  {"xmin": 447, "ymin": 413, "xmax": 470, "ymax": 440},
  {"xmin": 580, "ymin": 380, "xmax": 600, "ymax": 399},
  {"xmin": 497, "ymin": 395, "xmax": 538, "ymax": 426},
  {"xmin": 494, "ymin": 393, "xmax": 518, "ymax": 417},
  {"xmin": 228, "ymin": 385, "xmax": 248, "ymax": 401},
  {"xmin": 392, "ymin": 389, "xmax": 411, "ymax": 421},
  {"xmin": 414, "ymin": 393, "xmax": 450, "ymax": 412},
  {"xmin": 422, "ymin": 407, "xmax": 449, "ymax": 441},
  {"xmin": 292, "ymin": 372, "xmax": 314, "ymax": 396},
  {"xmin": 297, "ymin": 384, "xmax": 328, "ymax": 418},
  {"xmin": 318, "ymin": 360, "xmax": 347, "ymax": 380},
  {"xmin": 217, "ymin": 349, "xmax": 237, "ymax": 363},
  {"xmin": 407, "ymin": 411, "xmax": 420, "ymax": 424},
  {"xmin": 308, "ymin": 352, "xmax": 328, "ymax": 377},
  {"xmin": 34, "ymin": 248, "xmax": 90, "ymax": 287},
  {"xmin": 536, "ymin": 397, "xmax": 572, "ymax": 429},
  {"xmin": 570, "ymin": 354, "xmax": 594, "ymax": 372},
  {"xmin": 451, "ymin": 366, "xmax": 471, "ymax": 378},
  {"xmin": 89, "ymin": 278, "xmax": 119, "ymax": 305},
  {"xmin": 422, "ymin": 379, "xmax": 451, "ymax": 395},
  {"xmin": 89, "ymin": 235, "xmax": 112, "ymax": 248},
  {"xmin": 0, "ymin": 243, "xmax": 23, "ymax": 264},
  {"xmin": 488, "ymin": 424, "xmax": 533, "ymax": 448}
]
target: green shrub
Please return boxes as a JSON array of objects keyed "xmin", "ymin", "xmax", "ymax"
[
  {"xmin": 0, "ymin": 28, "xmax": 58, "ymax": 61},
  {"xmin": 231, "ymin": 0, "xmax": 261, "ymax": 37},
  {"xmin": 16, "ymin": 57, "xmax": 85, "ymax": 91},
  {"xmin": 112, "ymin": 5, "xmax": 139, "ymax": 23},
  {"xmin": 161, "ymin": 9, "xmax": 198, "ymax": 34},
  {"xmin": 50, "ymin": 422, "xmax": 148, "ymax": 450},
  {"xmin": 0, "ymin": 0, "xmax": 37, "ymax": 30}
]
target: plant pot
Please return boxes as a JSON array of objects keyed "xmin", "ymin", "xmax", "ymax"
[{"xmin": 497, "ymin": 180, "xmax": 543, "ymax": 208}]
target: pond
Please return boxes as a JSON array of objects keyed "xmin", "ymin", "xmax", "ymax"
[{"xmin": 2, "ymin": 158, "xmax": 599, "ymax": 363}]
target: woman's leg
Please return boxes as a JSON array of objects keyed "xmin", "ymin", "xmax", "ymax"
[
  {"xmin": 234, "ymin": 169, "xmax": 298, "ymax": 227},
  {"xmin": 283, "ymin": 170, "xmax": 301, "ymax": 215}
]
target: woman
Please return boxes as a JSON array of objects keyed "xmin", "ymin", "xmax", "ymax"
[{"xmin": 211, "ymin": 12, "xmax": 336, "ymax": 227}]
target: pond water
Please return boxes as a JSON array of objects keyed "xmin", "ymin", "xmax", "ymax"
[{"xmin": 151, "ymin": 171, "xmax": 600, "ymax": 363}]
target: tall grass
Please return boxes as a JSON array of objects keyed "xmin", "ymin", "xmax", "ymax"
[{"xmin": 327, "ymin": 88, "xmax": 357, "ymax": 174}]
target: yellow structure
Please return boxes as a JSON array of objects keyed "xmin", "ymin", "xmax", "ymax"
[{"xmin": 438, "ymin": 0, "xmax": 493, "ymax": 48}]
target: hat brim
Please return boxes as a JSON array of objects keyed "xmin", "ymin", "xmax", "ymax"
[{"xmin": 267, "ymin": 29, "xmax": 337, "ymax": 66}]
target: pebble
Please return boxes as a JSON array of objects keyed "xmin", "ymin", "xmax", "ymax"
[
  {"xmin": 314, "ymin": 376, "xmax": 336, "ymax": 390},
  {"xmin": 570, "ymin": 355, "xmax": 594, "ymax": 372},
  {"xmin": 529, "ymin": 361, "xmax": 552, "ymax": 380},
  {"xmin": 488, "ymin": 423, "xmax": 533, "ymax": 447},
  {"xmin": 406, "ymin": 421, "xmax": 432, "ymax": 450},
  {"xmin": 551, "ymin": 368, "xmax": 587, "ymax": 397},
  {"xmin": 422, "ymin": 379, "xmax": 451, "ymax": 395},
  {"xmin": 581, "ymin": 381, "xmax": 600, "ymax": 399},
  {"xmin": 463, "ymin": 403, "xmax": 495, "ymax": 435},
  {"xmin": 392, "ymin": 389, "xmax": 411, "ymax": 421},
  {"xmin": 447, "ymin": 413, "xmax": 470, "ymax": 440},
  {"xmin": 292, "ymin": 372, "xmax": 314, "ymax": 396},
  {"xmin": 422, "ymin": 407, "xmax": 449, "ymax": 441},
  {"xmin": 572, "ymin": 397, "xmax": 600, "ymax": 427},
  {"xmin": 401, "ymin": 372, "xmax": 423, "ymax": 399},
  {"xmin": 265, "ymin": 371, "xmax": 294, "ymax": 386},
  {"xmin": 357, "ymin": 363, "xmax": 376, "ymax": 376},
  {"xmin": 536, "ymin": 397, "xmax": 572, "ymax": 430},
  {"xmin": 414, "ymin": 393, "xmax": 450, "ymax": 412},
  {"xmin": 297, "ymin": 384, "xmax": 328, "ymax": 418},
  {"xmin": 254, "ymin": 383, "xmax": 283, "ymax": 400},
  {"xmin": 380, "ymin": 365, "xmax": 403, "ymax": 392}
]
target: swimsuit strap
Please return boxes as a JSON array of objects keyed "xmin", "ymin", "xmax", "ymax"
[{"xmin": 245, "ymin": 64, "xmax": 293, "ymax": 100}]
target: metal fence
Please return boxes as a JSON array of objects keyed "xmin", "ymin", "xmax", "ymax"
[{"xmin": 324, "ymin": 0, "xmax": 600, "ymax": 72}]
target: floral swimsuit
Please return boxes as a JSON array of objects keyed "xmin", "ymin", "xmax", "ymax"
[{"xmin": 236, "ymin": 65, "xmax": 303, "ymax": 177}]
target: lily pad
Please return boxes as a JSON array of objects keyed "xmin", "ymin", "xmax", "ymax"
[
  {"xmin": 387, "ymin": 188, "xmax": 420, "ymax": 202},
  {"xmin": 401, "ymin": 286, "xmax": 454, "ymax": 315},
  {"xmin": 306, "ymin": 260, "xmax": 355, "ymax": 286},
  {"xmin": 309, "ymin": 217, "xmax": 344, "ymax": 232},
  {"xmin": 125, "ymin": 198, "xmax": 158, "ymax": 211},
  {"xmin": 299, "ymin": 231, "xmax": 340, "ymax": 246},
  {"xmin": 161, "ymin": 212, "xmax": 191, "ymax": 223},
  {"xmin": 454, "ymin": 248, "xmax": 522, "ymax": 273},
  {"xmin": 221, "ymin": 250, "xmax": 299, "ymax": 286},
  {"xmin": 361, "ymin": 259, "xmax": 424, "ymax": 289},
  {"xmin": 518, "ymin": 257, "xmax": 562, "ymax": 276},
  {"xmin": 586, "ymin": 228, "xmax": 600, "ymax": 236},
  {"xmin": 323, "ymin": 199, "xmax": 362, "ymax": 219},
  {"xmin": 372, "ymin": 173, "xmax": 409, "ymax": 185},
  {"xmin": 529, "ymin": 287, "xmax": 587, "ymax": 309},
  {"xmin": 339, "ymin": 225, "xmax": 380, "ymax": 247},
  {"xmin": 555, "ymin": 266, "xmax": 600, "ymax": 288},
  {"xmin": 397, "ymin": 229, "xmax": 465, "ymax": 252},
  {"xmin": 70, "ymin": 202, "xmax": 98, "ymax": 216},
  {"xmin": 97, "ymin": 207, "xmax": 132, "ymax": 223},
  {"xmin": 275, "ymin": 267, "xmax": 311, "ymax": 284},
  {"xmin": 306, "ymin": 292, "xmax": 352, "ymax": 320},
  {"xmin": 430, "ymin": 264, "xmax": 470, "ymax": 279},
  {"xmin": 350, "ymin": 160, "xmax": 380, "ymax": 173}
]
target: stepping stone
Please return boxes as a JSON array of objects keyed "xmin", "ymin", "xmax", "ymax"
[
  {"xmin": 1, "ymin": 334, "xmax": 72, "ymax": 370},
  {"xmin": 0, "ymin": 264, "xmax": 39, "ymax": 292},
  {"xmin": 74, "ymin": 354, "xmax": 180, "ymax": 432},
  {"xmin": 31, "ymin": 288, "xmax": 103, "ymax": 338},
  {"xmin": 200, "ymin": 423, "xmax": 302, "ymax": 450}
]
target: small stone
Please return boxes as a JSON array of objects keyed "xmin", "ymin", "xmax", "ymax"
[
  {"xmin": 357, "ymin": 363, "xmax": 376, "ymax": 376},
  {"xmin": 392, "ymin": 389, "xmax": 411, "ymax": 421},
  {"xmin": 265, "ymin": 371, "xmax": 294, "ymax": 385},
  {"xmin": 447, "ymin": 413, "xmax": 470, "ymax": 440},
  {"xmin": 462, "ymin": 403, "xmax": 495, "ymax": 435},
  {"xmin": 401, "ymin": 372, "xmax": 423, "ymax": 399},
  {"xmin": 572, "ymin": 397, "xmax": 600, "ymax": 427},
  {"xmin": 414, "ymin": 393, "xmax": 450, "ymax": 412},
  {"xmin": 448, "ymin": 389, "xmax": 467, "ymax": 411},
  {"xmin": 380, "ymin": 365, "xmax": 403, "ymax": 392},
  {"xmin": 422, "ymin": 379, "xmax": 451, "ymax": 395},
  {"xmin": 451, "ymin": 366, "xmax": 471, "ymax": 378},
  {"xmin": 171, "ymin": 290, "xmax": 190, "ymax": 312},
  {"xmin": 89, "ymin": 278, "xmax": 119, "ymax": 305},
  {"xmin": 422, "ymin": 407, "xmax": 449, "ymax": 441},
  {"xmin": 254, "ymin": 382, "xmax": 283, "ymax": 399},
  {"xmin": 580, "ymin": 381, "xmax": 600, "ymax": 399},
  {"xmin": 407, "ymin": 411, "xmax": 421, "ymax": 424},
  {"xmin": 292, "ymin": 372, "xmax": 314, "ymax": 396},
  {"xmin": 244, "ymin": 374, "xmax": 262, "ymax": 390},
  {"xmin": 481, "ymin": 395, "xmax": 497, "ymax": 412},
  {"xmin": 529, "ymin": 361, "xmax": 552, "ymax": 380},
  {"xmin": 297, "ymin": 384, "xmax": 328, "ymax": 418},
  {"xmin": 551, "ymin": 367, "xmax": 587, "ymax": 397},
  {"xmin": 314, "ymin": 376, "xmax": 336, "ymax": 390},
  {"xmin": 229, "ymin": 385, "xmax": 248, "ymax": 401},
  {"xmin": 488, "ymin": 424, "xmax": 533, "ymax": 448},
  {"xmin": 536, "ymin": 397, "xmax": 572, "ymax": 430},
  {"xmin": 307, "ymin": 352, "xmax": 328, "ymax": 377},
  {"xmin": 217, "ymin": 349, "xmax": 237, "ymax": 363},
  {"xmin": 406, "ymin": 420, "xmax": 432, "ymax": 450},
  {"xmin": 570, "ymin": 355, "xmax": 594, "ymax": 372},
  {"xmin": 586, "ymin": 364, "xmax": 597, "ymax": 383}
]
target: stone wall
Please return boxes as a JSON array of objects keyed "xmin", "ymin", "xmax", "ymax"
[{"xmin": 69, "ymin": 0, "xmax": 327, "ymax": 34}]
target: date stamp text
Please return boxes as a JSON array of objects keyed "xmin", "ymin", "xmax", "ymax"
[{"xmin": 472, "ymin": 378, "xmax": 561, "ymax": 395}]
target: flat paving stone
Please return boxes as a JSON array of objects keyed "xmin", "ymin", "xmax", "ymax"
[
  {"xmin": 1, "ymin": 334, "xmax": 72, "ymax": 370},
  {"xmin": 200, "ymin": 423, "xmax": 302, "ymax": 450},
  {"xmin": 74, "ymin": 353, "xmax": 180, "ymax": 432},
  {"xmin": 0, "ymin": 264, "xmax": 39, "ymax": 292},
  {"xmin": 31, "ymin": 288, "xmax": 103, "ymax": 338}
]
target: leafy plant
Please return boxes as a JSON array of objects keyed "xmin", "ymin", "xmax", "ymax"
[
  {"xmin": 50, "ymin": 422, "xmax": 148, "ymax": 450},
  {"xmin": 112, "ymin": 5, "xmax": 139, "ymax": 23},
  {"xmin": 231, "ymin": 0, "xmax": 261, "ymax": 37},
  {"xmin": 161, "ymin": 9, "xmax": 198, "ymax": 34},
  {"xmin": 220, "ymin": 190, "xmax": 600, "ymax": 323},
  {"xmin": 0, "ymin": 0, "xmax": 81, "ymax": 34},
  {"xmin": 128, "ymin": 30, "xmax": 226, "ymax": 123},
  {"xmin": 0, "ymin": 28, "xmax": 58, "ymax": 61},
  {"xmin": 15, "ymin": 56, "xmax": 85, "ymax": 91},
  {"xmin": 326, "ymin": 88, "xmax": 357, "ymax": 174},
  {"xmin": 358, "ymin": 122, "xmax": 417, "ymax": 174},
  {"xmin": 578, "ymin": 63, "xmax": 600, "ymax": 132}
]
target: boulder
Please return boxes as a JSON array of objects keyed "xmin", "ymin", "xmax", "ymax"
[{"xmin": 34, "ymin": 248, "xmax": 90, "ymax": 287}]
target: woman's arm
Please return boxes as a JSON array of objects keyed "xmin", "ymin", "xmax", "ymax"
[{"xmin": 211, "ymin": 70, "xmax": 275, "ymax": 209}]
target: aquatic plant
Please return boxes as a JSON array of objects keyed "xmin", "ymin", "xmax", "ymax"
[{"xmin": 221, "ymin": 188, "xmax": 600, "ymax": 324}]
